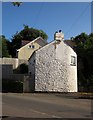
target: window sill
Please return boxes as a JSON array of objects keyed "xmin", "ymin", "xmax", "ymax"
[{"xmin": 70, "ymin": 64, "xmax": 76, "ymax": 66}]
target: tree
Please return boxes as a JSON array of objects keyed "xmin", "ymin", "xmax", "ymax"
[
  {"xmin": 0, "ymin": 35, "xmax": 11, "ymax": 58},
  {"xmin": 11, "ymin": 25, "xmax": 48, "ymax": 57},
  {"xmin": 72, "ymin": 33, "xmax": 93, "ymax": 91},
  {"xmin": 12, "ymin": 2, "xmax": 22, "ymax": 7}
]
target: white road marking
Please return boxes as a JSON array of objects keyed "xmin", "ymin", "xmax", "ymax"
[{"xmin": 29, "ymin": 108, "xmax": 61, "ymax": 118}]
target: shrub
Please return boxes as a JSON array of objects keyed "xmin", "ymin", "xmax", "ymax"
[
  {"xmin": 2, "ymin": 80, "xmax": 23, "ymax": 93},
  {"xmin": 13, "ymin": 63, "xmax": 28, "ymax": 74},
  {"xmin": 78, "ymin": 74, "xmax": 93, "ymax": 92},
  {"xmin": 19, "ymin": 63, "xmax": 28, "ymax": 73}
]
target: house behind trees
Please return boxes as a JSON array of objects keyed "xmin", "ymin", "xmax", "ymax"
[{"xmin": 17, "ymin": 37, "xmax": 47, "ymax": 60}]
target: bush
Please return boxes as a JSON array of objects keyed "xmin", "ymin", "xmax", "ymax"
[
  {"xmin": 2, "ymin": 80, "xmax": 23, "ymax": 93},
  {"xmin": 78, "ymin": 74, "xmax": 93, "ymax": 92},
  {"xmin": 13, "ymin": 63, "xmax": 28, "ymax": 74},
  {"xmin": 19, "ymin": 63, "xmax": 28, "ymax": 73}
]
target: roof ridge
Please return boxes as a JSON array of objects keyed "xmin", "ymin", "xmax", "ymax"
[{"xmin": 17, "ymin": 36, "xmax": 46, "ymax": 51}]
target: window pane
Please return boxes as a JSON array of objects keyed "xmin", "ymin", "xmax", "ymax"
[{"xmin": 71, "ymin": 56, "xmax": 76, "ymax": 65}]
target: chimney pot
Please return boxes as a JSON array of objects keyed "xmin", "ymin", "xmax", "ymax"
[
  {"xmin": 59, "ymin": 30, "xmax": 62, "ymax": 32},
  {"xmin": 54, "ymin": 30, "xmax": 64, "ymax": 41}
]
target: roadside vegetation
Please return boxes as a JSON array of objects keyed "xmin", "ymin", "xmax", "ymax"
[
  {"xmin": 72, "ymin": 33, "xmax": 93, "ymax": 92},
  {"xmin": 0, "ymin": 25, "xmax": 48, "ymax": 58},
  {"xmin": 13, "ymin": 63, "xmax": 28, "ymax": 74},
  {"xmin": 2, "ymin": 80, "xmax": 23, "ymax": 93}
]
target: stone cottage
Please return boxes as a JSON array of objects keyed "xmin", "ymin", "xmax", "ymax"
[
  {"xmin": 28, "ymin": 31, "xmax": 77, "ymax": 92},
  {"xmin": 17, "ymin": 37, "xmax": 47, "ymax": 60}
]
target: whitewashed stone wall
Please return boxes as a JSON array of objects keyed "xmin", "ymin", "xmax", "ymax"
[{"xmin": 29, "ymin": 40, "xmax": 77, "ymax": 92}]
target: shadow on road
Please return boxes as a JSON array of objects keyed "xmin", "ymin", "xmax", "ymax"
[
  {"xmin": 1, "ymin": 116, "xmax": 92, "ymax": 120},
  {"xmin": 55, "ymin": 93, "xmax": 93, "ymax": 99}
]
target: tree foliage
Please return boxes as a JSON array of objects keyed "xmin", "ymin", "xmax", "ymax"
[
  {"xmin": 0, "ymin": 35, "xmax": 11, "ymax": 58},
  {"xmin": 11, "ymin": 25, "xmax": 48, "ymax": 57},
  {"xmin": 72, "ymin": 32, "xmax": 93, "ymax": 91},
  {"xmin": 12, "ymin": 2, "xmax": 22, "ymax": 7},
  {"xmin": 14, "ymin": 63, "xmax": 28, "ymax": 74},
  {"xmin": 73, "ymin": 33, "xmax": 93, "ymax": 54}
]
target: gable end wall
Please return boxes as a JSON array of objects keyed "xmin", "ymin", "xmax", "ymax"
[{"xmin": 35, "ymin": 41, "xmax": 77, "ymax": 92}]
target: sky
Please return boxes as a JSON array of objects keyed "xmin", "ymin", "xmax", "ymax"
[{"xmin": 2, "ymin": 2, "xmax": 91, "ymax": 42}]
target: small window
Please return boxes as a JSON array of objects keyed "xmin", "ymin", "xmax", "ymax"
[
  {"xmin": 32, "ymin": 45, "xmax": 35, "ymax": 49},
  {"xmin": 28, "ymin": 45, "xmax": 35, "ymax": 49},
  {"xmin": 71, "ymin": 56, "xmax": 76, "ymax": 66},
  {"xmin": 28, "ymin": 45, "xmax": 31, "ymax": 48}
]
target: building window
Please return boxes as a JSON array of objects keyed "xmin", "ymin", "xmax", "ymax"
[
  {"xmin": 28, "ymin": 45, "xmax": 35, "ymax": 49},
  {"xmin": 28, "ymin": 45, "xmax": 31, "ymax": 48},
  {"xmin": 32, "ymin": 45, "xmax": 35, "ymax": 49},
  {"xmin": 71, "ymin": 56, "xmax": 76, "ymax": 66}
]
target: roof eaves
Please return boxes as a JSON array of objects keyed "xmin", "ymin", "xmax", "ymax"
[{"xmin": 17, "ymin": 36, "xmax": 45, "ymax": 51}]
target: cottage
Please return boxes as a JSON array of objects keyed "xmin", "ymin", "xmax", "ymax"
[
  {"xmin": 28, "ymin": 31, "xmax": 77, "ymax": 92},
  {"xmin": 17, "ymin": 37, "xmax": 47, "ymax": 60}
]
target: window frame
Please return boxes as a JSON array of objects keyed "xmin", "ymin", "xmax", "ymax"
[
  {"xmin": 71, "ymin": 56, "xmax": 76, "ymax": 66},
  {"xmin": 28, "ymin": 45, "xmax": 35, "ymax": 49}
]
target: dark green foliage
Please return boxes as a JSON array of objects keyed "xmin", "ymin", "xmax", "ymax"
[
  {"xmin": 12, "ymin": 2, "xmax": 22, "ymax": 7},
  {"xmin": 12, "ymin": 25, "xmax": 48, "ymax": 41},
  {"xmin": 1, "ymin": 26, "xmax": 48, "ymax": 58},
  {"xmin": 78, "ymin": 74, "xmax": 93, "ymax": 92},
  {"xmin": 6, "ymin": 40, "xmax": 13, "ymax": 58},
  {"xmin": 72, "ymin": 32, "xmax": 93, "ymax": 92},
  {"xmin": 2, "ymin": 80, "xmax": 23, "ymax": 93},
  {"xmin": 0, "ymin": 35, "xmax": 11, "ymax": 58},
  {"xmin": 11, "ymin": 25, "xmax": 48, "ymax": 57},
  {"xmin": 19, "ymin": 63, "xmax": 28, "ymax": 74},
  {"xmin": 73, "ymin": 33, "xmax": 93, "ymax": 53},
  {"xmin": 14, "ymin": 63, "xmax": 28, "ymax": 74}
]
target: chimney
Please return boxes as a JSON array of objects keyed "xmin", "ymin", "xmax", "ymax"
[{"xmin": 54, "ymin": 30, "xmax": 64, "ymax": 41}]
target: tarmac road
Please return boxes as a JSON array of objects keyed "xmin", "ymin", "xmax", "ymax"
[{"xmin": 1, "ymin": 93, "xmax": 92, "ymax": 120}]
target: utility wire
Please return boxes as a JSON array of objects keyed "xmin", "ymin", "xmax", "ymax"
[
  {"xmin": 32, "ymin": 2, "xmax": 45, "ymax": 28},
  {"xmin": 66, "ymin": 3, "xmax": 90, "ymax": 37}
]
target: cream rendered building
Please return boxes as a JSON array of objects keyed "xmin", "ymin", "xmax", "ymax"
[{"xmin": 17, "ymin": 37, "xmax": 47, "ymax": 60}]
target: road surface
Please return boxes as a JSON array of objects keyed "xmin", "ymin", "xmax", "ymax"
[{"xmin": 1, "ymin": 93, "xmax": 92, "ymax": 119}]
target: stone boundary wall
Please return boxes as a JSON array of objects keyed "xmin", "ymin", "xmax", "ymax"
[
  {"xmin": 2, "ymin": 74, "xmax": 25, "ymax": 81},
  {"xmin": 0, "ymin": 58, "xmax": 28, "ymax": 69},
  {"xmin": 0, "ymin": 58, "xmax": 28, "ymax": 81}
]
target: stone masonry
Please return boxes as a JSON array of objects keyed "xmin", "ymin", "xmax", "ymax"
[
  {"xmin": 29, "ymin": 31, "xmax": 77, "ymax": 92},
  {"xmin": 34, "ymin": 41, "xmax": 77, "ymax": 92}
]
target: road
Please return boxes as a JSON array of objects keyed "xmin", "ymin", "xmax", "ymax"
[{"xmin": 1, "ymin": 93, "xmax": 92, "ymax": 120}]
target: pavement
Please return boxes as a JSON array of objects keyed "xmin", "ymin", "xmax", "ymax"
[{"xmin": 1, "ymin": 93, "xmax": 92, "ymax": 120}]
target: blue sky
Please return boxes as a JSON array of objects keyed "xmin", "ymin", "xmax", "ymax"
[{"xmin": 2, "ymin": 2, "xmax": 91, "ymax": 42}]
